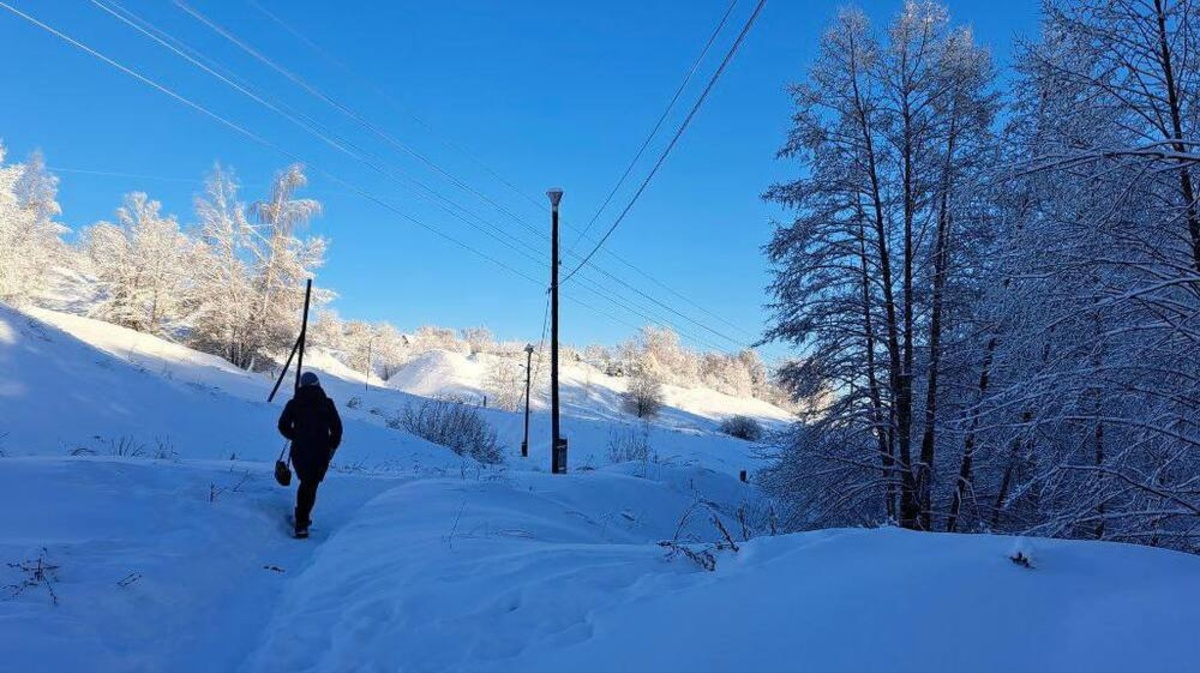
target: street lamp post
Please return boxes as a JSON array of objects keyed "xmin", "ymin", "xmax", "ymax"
[
  {"xmin": 547, "ymin": 188, "xmax": 566, "ymax": 474},
  {"xmin": 522, "ymin": 343, "xmax": 534, "ymax": 458}
]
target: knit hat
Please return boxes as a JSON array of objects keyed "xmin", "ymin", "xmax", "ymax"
[{"xmin": 300, "ymin": 371, "xmax": 320, "ymax": 387}]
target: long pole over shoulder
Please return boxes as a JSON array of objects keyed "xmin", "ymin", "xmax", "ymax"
[
  {"xmin": 267, "ymin": 333, "xmax": 302, "ymax": 403},
  {"xmin": 294, "ymin": 278, "xmax": 313, "ymax": 393}
]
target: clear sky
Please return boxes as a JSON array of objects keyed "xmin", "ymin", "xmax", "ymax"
[{"xmin": 0, "ymin": 0, "xmax": 1040, "ymax": 361}]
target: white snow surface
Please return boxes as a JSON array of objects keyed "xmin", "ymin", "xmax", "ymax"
[{"xmin": 2, "ymin": 305, "xmax": 1199, "ymax": 673}]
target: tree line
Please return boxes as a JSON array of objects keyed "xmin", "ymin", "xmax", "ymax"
[
  {"xmin": 763, "ymin": 0, "xmax": 1200, "ymax": 552},
  {"xmin": 0, "ymin": 154, "xmax": 789, "ymax": 407}
]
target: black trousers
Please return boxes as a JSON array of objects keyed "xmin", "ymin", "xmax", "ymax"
[
  {"xmin": 292, "ymin": 448, "xmax": 330, "ymax": 529},
  {"xmin": 295, "ymin": 480, "xmax": 319, "ymax": 528}
]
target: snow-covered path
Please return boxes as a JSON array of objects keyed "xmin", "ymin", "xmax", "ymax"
[
  {"xmin": 4, "ymin": 456, "xmax": 1200, "ymax": 673},
  {"xmin": 0, "ymin": 457, "xmax": 401, "ymax": 672}
]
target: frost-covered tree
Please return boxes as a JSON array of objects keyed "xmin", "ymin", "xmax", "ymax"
[
  {"xmin": 243, "ymin": 164, "xmax": 326, "ymax": 369},
  {"xmin": 483, "ymin": 357, "xmax": 524, "ymax": 411},
  {"xmin": 966, "ymin": 0, "xmax": 1200, "ymax": 549},
  {"xmin": 85, "ymin": 193, "xmax": 192, "ymax": 335},
  {"xmin": 762, "ymin": 0, "xmax": 1200, "ymax": 553},
  {"xmin": 371, "ymin": 323, "xmax": 409, "ymax": 380},
  {"xmin": 189, "ymin": 165, "xmax": 257, "ymax": 367},
  {"xmin": 460, "ymin": 326, "xmax": 494, "ymax": 355},
  {"xmin": 623, "ymin": 367, "xmax": 665, "ymax": 419},
  {"xmin": 763, "ymin": 1, "xmax": 999, "ymax": 530},
  {"xmin": 0, "ymin": 147, "xmax": 67, "ymax": 305},
  {"xmin": 413, "ymin": 325, "xmax": 465, "ymax": 354}
]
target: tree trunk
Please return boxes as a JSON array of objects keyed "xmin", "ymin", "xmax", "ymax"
[
  {"xmin": 856, "ymin": 204, "xmax": 896, "ymax": 520},
  {"xmin": 1153, "ymin": 0, "xmax": 1200, "ymax": 273},
  {"xmin": 897, "ymin": 91, "xmax": 920, "ymax": 529},
  {"xmin": 947, "ymin": 337, "xmax": 995, "ymax": 533},
  {"xmin": 848, "ymin": 54, "xmax": 910, "ymax": 526},
  {"xmin": 917, "ymin": 114, "xmax": 959, "ymax": 530}
]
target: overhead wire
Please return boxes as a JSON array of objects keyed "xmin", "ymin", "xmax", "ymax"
[
  {"xmin": 565, "ymin": 0, "xmax": 738, "ymax": 256},
  {"xmin": 560, "ymin": 0, "xmax": 768, "ymax": 286},
  {"xmin": 173, "ymin": 0, "xmax": 548, "ymax": 244},
  {"xmin": 12, "ymin": 0, "xmax": 759, "ymax": 353},
  {"xmin": 90, "ymin": 0, "xmax": 554, "ymax": 273},
  {"xmin": 242, "ymin": 0, "xmax": 761, "ymax": 346},
  {"xmin": 0, "ymin": 0, "xmax": 544, "ymax": 287},
  {"xmin": 162, "ymin": 0, "xmax": 749, "ymax": 350},
  {"xmin": 144, "ymin": 0, "xmax": 754, "ymax": 351}
]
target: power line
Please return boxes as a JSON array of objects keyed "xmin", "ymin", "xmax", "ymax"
[
  {"xmin": 245, "ymin": 0, "xmax": 760, "ymax": 345},
  {"xmin": 96, "ymin": 0, "xmax": 744, "ymax": 350},
  {"xmin": 12, "ymin": 0, "xmax": 759, "ymax": 354},
  {"xmin": 561, "ymin": 0, "xmax": 768, "ymax": 285},
  {"xmin": 173, "ymin": 0, "xmax": 547, "ymax": 244},
  {"xmin": 0, "ymin": 0, "xmax": 544, "ymax": 287},
  {"xmin": 156, "ymin": 0, "xmax": 754, "ymax": 351},
  {"xmin": 566, "ymin": 0, "xmax": 738, "ymax": 256},
  {"xmin": 245, "ymin": 0, "xmax": 546, "ymax": 217},
  {"xmin": 89, "ymin": 0, "xmax": 556, "ymax": 276}
]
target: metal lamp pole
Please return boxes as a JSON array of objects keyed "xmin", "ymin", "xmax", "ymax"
[{"xmin": 522, "ymin": 343, "xmax": 534, "ymax": 458}]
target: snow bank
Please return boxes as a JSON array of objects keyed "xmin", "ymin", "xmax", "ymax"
[{"xmin": 3, "ymin": 456, "xmax": 1195, "ymax": 673}]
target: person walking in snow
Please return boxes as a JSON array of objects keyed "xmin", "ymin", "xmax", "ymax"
[{"xmin": 277, "ymin": 371, "xmax": 343, "ymax": 539}]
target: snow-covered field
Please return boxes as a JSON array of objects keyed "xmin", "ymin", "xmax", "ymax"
[{"xmin": 2, "ymin": 305, "xmax": 1199, "ymax": 673}]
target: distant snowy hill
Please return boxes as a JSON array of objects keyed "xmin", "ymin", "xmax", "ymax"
[
  {"xmin": 386, "ymin": 347, "xmax": 796, "ymax": 429},
  {"xmin": 2, "ymin": 303, "xmax": 1198, "ymax": 673}
]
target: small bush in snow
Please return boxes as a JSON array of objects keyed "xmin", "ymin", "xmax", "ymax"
[
  {"xmin": 719, "ymin": 415, "xmax": 764, "ymax": 442},
  {"xmin": 607, "ymin": 424, "xmax": 654, "ymax": 464},
  {"xmin": 395, "ymin": 399, "xmax": 504, "ymax": 465},
  {"xmin": 622, "ymin": 370, "xmax": 664, "ymax": 419},
  {"xmin": 150, "ymin": 436, "xmax": 177, "ymax": 460},
  {"xmin": 4, "ymin": 547, "xmax": 61, "ymax": 605},
  {"xmin": 346, "ymin": 396, "xmax": 362, "ymax": 410},
  {"xmin": 106, "ymin": 436, "xmax": 146, "ymax": 458}
]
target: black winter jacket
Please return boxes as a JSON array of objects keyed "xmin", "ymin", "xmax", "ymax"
[{"xmin": 278, "ymin": 385, "xmax": 343, "ymax": 481}]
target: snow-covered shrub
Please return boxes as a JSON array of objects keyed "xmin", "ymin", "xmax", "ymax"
[
  {"xmin": 483, "ymin": 357, "xmax": 524, "ymax": 412},
  {"xmin": 623, "ymin": 369, "xmax": 664, "ymax": 419},
  {"xmin": 394, "ymin": 399, "xmax": 503, "ymax": 465},
  {"xmin": 460, "ymin": 326, "xmax": 493, "ymax": 355},
  {"xmin": 719, "ymin": 415, "xmax": 764, "ymax": 442}
]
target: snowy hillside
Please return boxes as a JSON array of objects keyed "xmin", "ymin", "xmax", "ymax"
[
  {"xmin": 386, "ymin": 347, "xmax": 795, "ymax": 429},
  {"xmin": 2, "ymin": 303, "xmax": 1199, "ymax": 673}
]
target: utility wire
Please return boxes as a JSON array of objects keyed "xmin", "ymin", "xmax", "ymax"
[
  {"xmin": 102, "ymin": 0, "xmax": 744, "ymax": 349},
  {"xmin": 561, "ymin": 0, "xmax": 768, "ymax": 285},
  {"xmin": 91, "ymin": 0, "xmax": 554, "ymax": 273},
  {"xmin": 140, "ymin": 0, "xmax": 752, "ymax": 350},
  {"xmin": 47, "ymin": 166, "xmax": 201, "ymax": 183},
  {"xmin": 0, "ymin": 0, "xmax": 543, "ymax": 287},
  {"xmin": 174, "ymin": 0, "xmax": 546, "ymax": 244},
  {"xmin": 245, "ymin": 0, "xmax": 545, "ymax": 217},
  {"xmin": 14, "ymin": 0, "xmax": 757, "ymax": 353},
  {"xmin": 566, "ymin": 0, "xmax": 738, "ymax": 256},
  {"xmin": 245, "ymin": 0, "xmax": 760, "ymax": 344}
]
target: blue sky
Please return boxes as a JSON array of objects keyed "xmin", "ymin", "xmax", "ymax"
[{"xmin": 0, "ymin": 0, "xmax": 1039, "ymax": 361}]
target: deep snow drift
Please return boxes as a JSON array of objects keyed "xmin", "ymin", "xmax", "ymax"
[{"xmin": 2, "ymin": 305, "xmax": 1198, "ymax": 673}]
